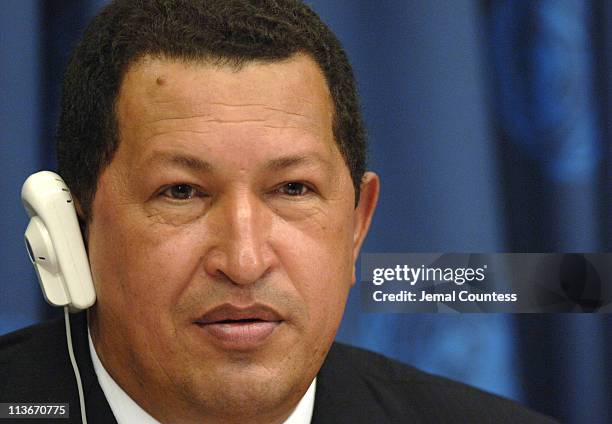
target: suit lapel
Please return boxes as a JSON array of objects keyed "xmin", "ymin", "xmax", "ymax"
[
  {"xmin": 69, "ymin": 312, "xmax": 118, "ymax": 424},
  {"xmin": 311, "ymin": 343, "xmax": 392, "ymax": 424}
]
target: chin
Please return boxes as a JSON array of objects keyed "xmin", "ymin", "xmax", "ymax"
[{"xmin": 183, "ymin": 364, "xmax": 305, "ymax": 422}]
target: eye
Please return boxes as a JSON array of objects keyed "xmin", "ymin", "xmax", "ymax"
[
  {"xmin": 277, "ymin": 182, "xmax": 310, "ymax": 196},
  {"xmin": 161, "ymin": 184, "xmax": 198, "ymax": 200}
]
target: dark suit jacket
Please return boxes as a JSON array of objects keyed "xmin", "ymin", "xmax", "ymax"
[{"xmin": 0, "ymin": 313, "xmax": 557, "ymax": 423}]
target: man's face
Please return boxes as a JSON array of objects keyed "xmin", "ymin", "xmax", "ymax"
[{"xmin": 87, "ymin": 54, "xmax": 378, "ymax": 423}]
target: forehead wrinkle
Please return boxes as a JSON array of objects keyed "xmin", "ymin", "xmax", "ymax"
[
  {"xmin": 146, "ymin": 115, "xmax": 267, "ymax": 125},
  {"xmin": 135, "ymin": 107, "xmax": 324, "ymax": 144},
  {"xmin": 145, "ymin": 100, "xmax": 315, "ymax": 123},
  {"xmin": 138, "ymin": 129, "xmax": 218, "ymax": 149}
]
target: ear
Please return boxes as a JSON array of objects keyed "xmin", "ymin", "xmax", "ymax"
[
  {"xmin": 74, "ymin": 199, "xmax": 85, "ymax": 221},
  {"xmin": 351, "ymin": 171, "xmax": 380, "ymax": 285},
  {"xmin": 73, "ymin": 198, "xmax": 89, "ymax": 247}
]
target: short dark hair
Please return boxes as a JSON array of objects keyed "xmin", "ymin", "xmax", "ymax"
[{"xmin": 57, "ymin": 0, "xmax": 366, "ymax": 221}]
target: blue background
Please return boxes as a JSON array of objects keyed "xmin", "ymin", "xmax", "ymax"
[{"xmin": 1, "ymin": 1, "xmax": 611, "ymax": 422}]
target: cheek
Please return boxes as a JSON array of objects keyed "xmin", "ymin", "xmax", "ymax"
[
  {"xmin": 88, "ymin": 201, "xmax": 202, "ymax": 320},
  {"xmin": 275, "ymin": 206, "xmax": 355, "ymax": 331}
]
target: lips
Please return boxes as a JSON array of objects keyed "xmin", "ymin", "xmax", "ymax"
[{"xmin": 194, "ymin": 304, "xmax": 283, "ymax": 350}]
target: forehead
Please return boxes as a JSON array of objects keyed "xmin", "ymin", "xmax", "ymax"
[{"xmin": 115, "ymin": 54, "xmax": 336, "ymax": 154}]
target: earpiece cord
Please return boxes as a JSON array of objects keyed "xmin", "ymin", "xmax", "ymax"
[{"xmin": 64, "ymin": 307, "xmax": 88, "ymax": 424}]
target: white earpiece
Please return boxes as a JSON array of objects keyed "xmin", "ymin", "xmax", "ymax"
[{"xmin": 22, "ymin": 171, "xmax": 96, "ymax": 311}]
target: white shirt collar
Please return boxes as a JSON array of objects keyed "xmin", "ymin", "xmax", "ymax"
[{"xmin": 88, "ymin": 327, "xmax": 316, "ymax": 424}]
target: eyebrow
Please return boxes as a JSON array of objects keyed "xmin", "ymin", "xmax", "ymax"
[
  {"xmin": 146, "ymin": 151, "xmax": 333, "ymax": 173},
  {"xmin": 146, "ymin": 152, "xmax": 214, "ymax": 172},
  {"xmin": 264, "ymin": 154, "xmax": 333, "ymax": 173}
]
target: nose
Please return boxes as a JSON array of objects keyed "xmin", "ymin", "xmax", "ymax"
[{"xmin": 203, "ymin": 190, "xmax": 273, "ymax": 286}]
